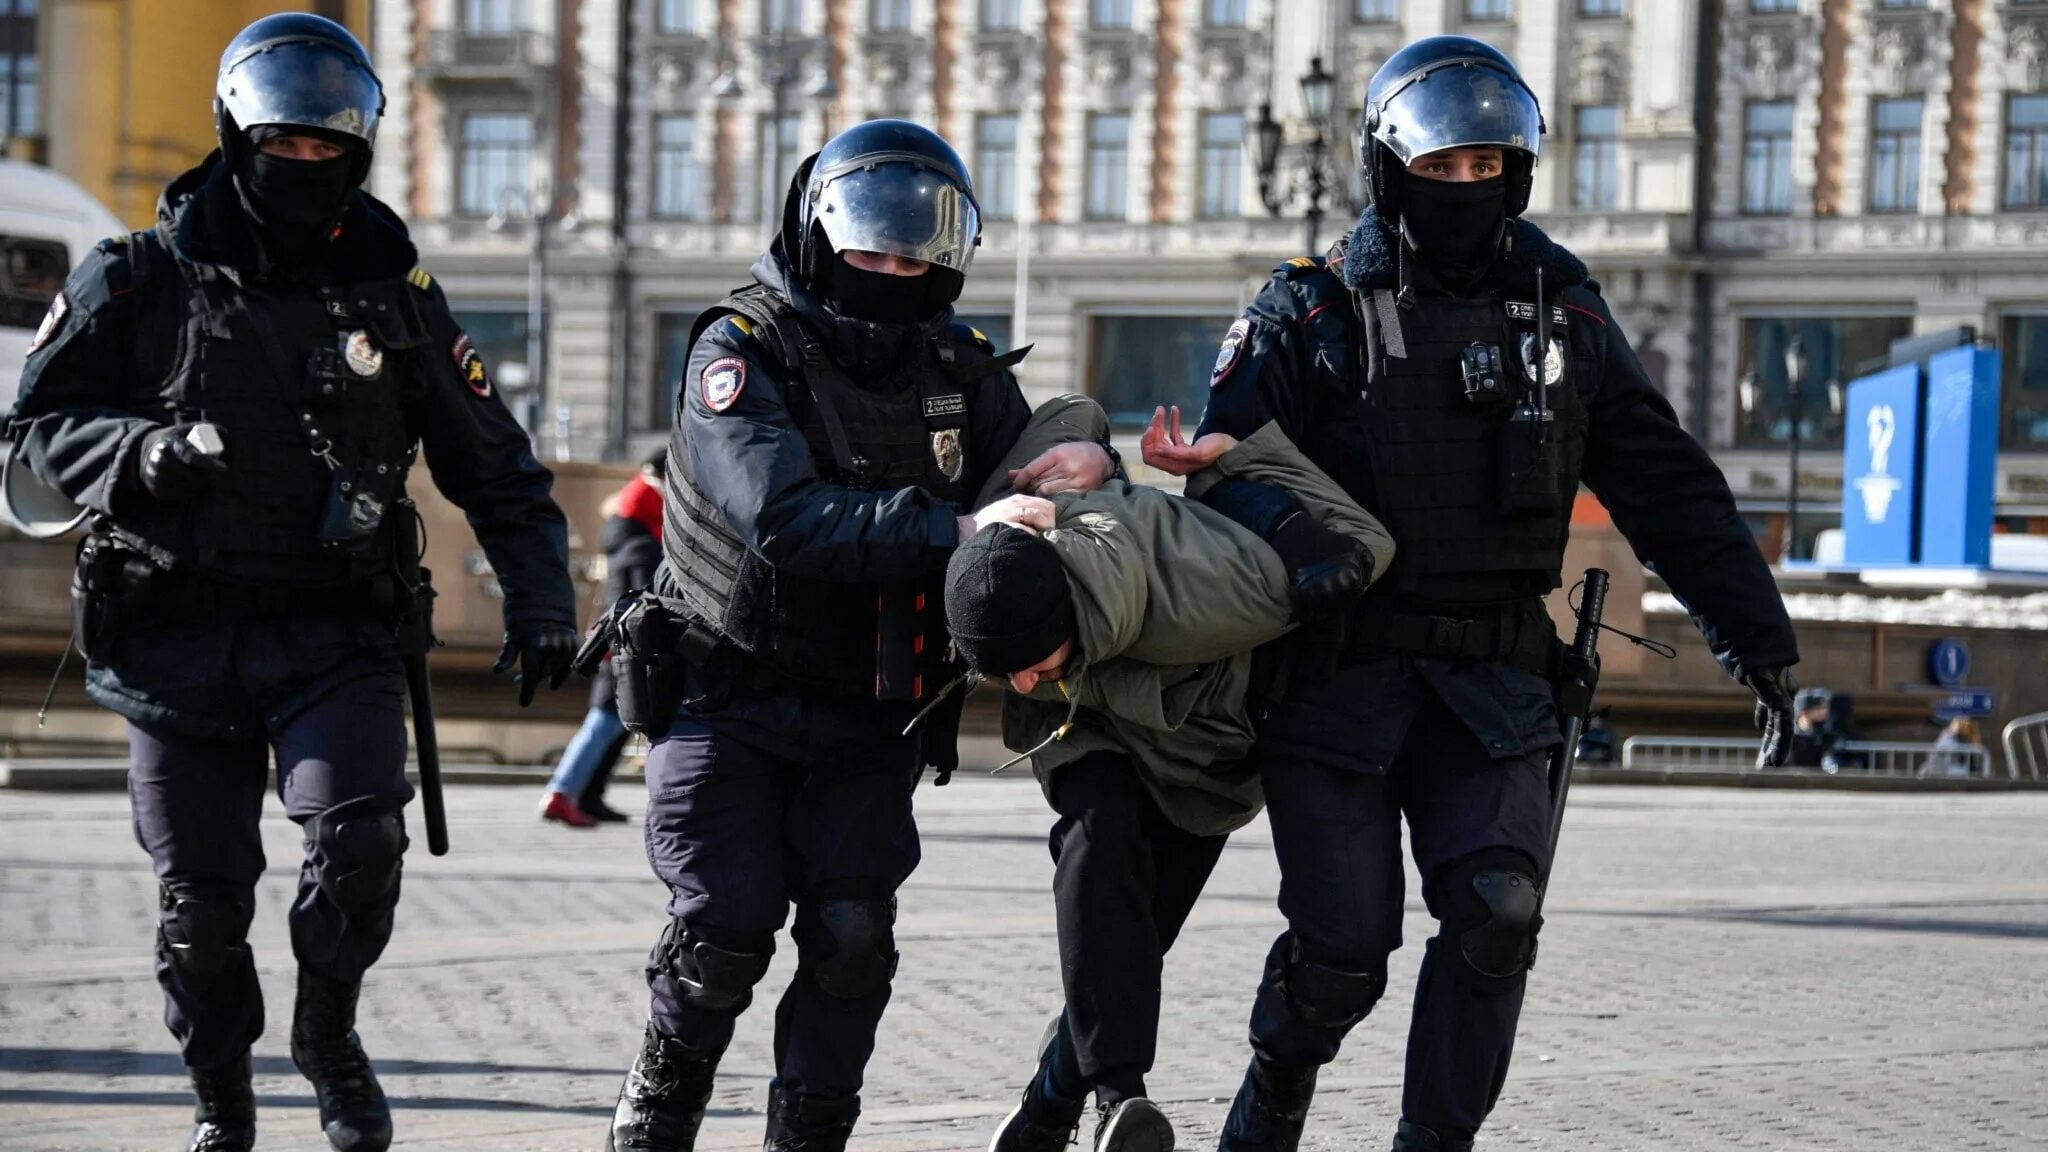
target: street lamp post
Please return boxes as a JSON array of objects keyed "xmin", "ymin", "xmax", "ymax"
[
  {"xmin": 1782, "ymin": 335, "xmax": 1810, "ymax": 563},
  {"xmin": 713, "ymin": 27, "xmax": 838, "ymax": 243},
  {"xmin": 489, "ymin": 184, "xmax": 580, "ymax": 457},
  {"xmin": 1250, "ymin": 56, "xmax": 1349, "ymax": 256}
]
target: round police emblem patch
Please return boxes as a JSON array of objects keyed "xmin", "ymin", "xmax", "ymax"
[
  {"xmin": 1211, "ymin": 318, "xmax": 1251, "ymax": 388},
  {"xmin": 344, "ymin": 330, "xmax": 384, "ymax": 377},
  {"xmin": 702, "ymin": 357, "xmax": 747, "ymax": 413}
]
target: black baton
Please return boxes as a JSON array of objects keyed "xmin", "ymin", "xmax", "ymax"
[
  {"xmin": 403, "ymin": 651, "xmax": 449, "ymax": 857},
  {"xmin": 1546, "ymin": 568, "xmax": 1609, "ymax": 874},
  {"xmin": 392, "ymin": 498, "xmax": 449, "ymax": 857}
]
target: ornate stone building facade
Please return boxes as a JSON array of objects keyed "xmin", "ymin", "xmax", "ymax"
[{"xmin": 366, "ymin": 0, "xmax": 2048, "ymax": 544}]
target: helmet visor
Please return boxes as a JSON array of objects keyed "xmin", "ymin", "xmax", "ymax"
[
  {"xmin": 219, "ymin": 41, "xmax": 382, "ymax": 144},
  {"xmin": 812, "ymin": 158, "xmax": 980, "ymax": 273},
  {"xmin": 1375, "ymin": 62, "xmax": 1541, "ymax": 164}
]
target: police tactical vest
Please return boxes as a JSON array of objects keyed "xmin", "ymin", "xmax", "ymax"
[
  {"xmin": 1293, "ymin": 267, "xmax": 1589, "ymax": 605},
  {"xmin": 116, "ymin": 229, "xmax": 424, "ymax": 588},
  {"xmin": 665, "ymin": 287, "xmax": 996, "ymax": 698}
]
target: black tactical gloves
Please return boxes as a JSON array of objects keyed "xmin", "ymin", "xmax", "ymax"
[
  {"xmin": 494, "ymin": 624, "xmax": 578, "ymax": 707},
  {"xmin": 1269, "ymin": 509, "xmax": 1371, "ymax": 619},
  {"xmin": 138, "ymin": 422, "xmax": 227, "ymax": 499},
  {"xmin": 1743, "ymin": 665, "xmax": 1798, "ymax": 769}
]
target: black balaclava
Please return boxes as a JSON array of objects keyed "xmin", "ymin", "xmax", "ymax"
[
  {"xmin": 820, "ymin": 251, "xmax": 966, "ymax": 327},
  {"xmin": 1399, "ymin": 174, "xmax": 1509, "ymax": 292},
  {"xmin": 233, "ymin": 125, "xmax": 362, "ymax": 267}
]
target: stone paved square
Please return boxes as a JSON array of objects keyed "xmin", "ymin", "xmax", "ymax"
[{"xmin": 3, "ymin": 778, "xmax": 2046, "ymax": 1151}]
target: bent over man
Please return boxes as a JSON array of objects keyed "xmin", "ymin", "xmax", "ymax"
[
  {"xmin": 4, "ymin": 15, "xmax": 578, "ymax": 1152},
  {"xmin": 1164, "ymin": 36, "xmax": 1803, "ymax": 1152},
  {"xmin": 606, "ymin": 120, "xmax": 1116, "ymax": 1152}
]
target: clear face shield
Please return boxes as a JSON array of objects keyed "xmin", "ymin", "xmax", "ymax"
[
  {"xmin": 217, "ymin": 40, "xmax": 383, "ymax": 144},
  {"xmin": 808, "ymin": 155, "xmax": 981, "ymax": 274},
  {"xmin": 1373, "ymin": 64, "xmax": 1542, "ymax": 166}
]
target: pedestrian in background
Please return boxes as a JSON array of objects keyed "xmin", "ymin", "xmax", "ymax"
[{"xmin": 540, "ymin": 445, "xmax": 667, "ymax": 826}]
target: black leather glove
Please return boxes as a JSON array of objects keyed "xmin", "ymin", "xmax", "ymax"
[
  {"xmin": 138, "ymin": 422, "xmax": 227, "ymax": 500},
  {"xmin": 1743, "ymin": 665, "xmax": 1798, "ymax": 769},
  {"xmin": 494, "ymin": 624, "xmax": 578, "ymax": 708},
  {"xmin": 1269, "ymin": 510, "xmax": 1370, "ymax": 618}
]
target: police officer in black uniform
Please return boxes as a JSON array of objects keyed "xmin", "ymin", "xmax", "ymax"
[
  {"xmin": 1154, "ymin": 38, "xmax": 1803, "ymax": 1152},
  {"xmin": 4, "ymin": 15, "xmax": 578, "ymax": 1152},
  {"xmin": 606, "ymin": 120, "xmax": 1116, "ymax": 1152}
]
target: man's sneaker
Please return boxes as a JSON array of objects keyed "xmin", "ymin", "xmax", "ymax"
[{"xmin": 1093, "ymin": 1098, "xmax": 1174, "ymax": 1152}]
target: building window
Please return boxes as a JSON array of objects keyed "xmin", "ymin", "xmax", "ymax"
[
  {"xmin": 1355, "ymin": 0, "xmax": 1398, "ymax": 20},
  {"xmin": 653, "ymin": 114, "xmax": 701, "ymax": 219},
  {"xmin": 463, "ymin": 0, "xmax": 528, "ymax": 34},
  {"xmin": 1464, "ymin": 0, "xmax": 1510, "ymax": 20},
  {"xmin": 1199, "ymin": 112, "xmax": 1244, "ymax": 219},
  {"xmin": 458, "ymin": 112, "xmax": 533, "ymax": 218},
  {"xmin": 1735, "ymin": 316, "xmax": 1913, "ymax": 448},
  {"xmin": 1750, "ymin": 0, "xmax": 1797, "ymax": 12},
  {"xmin": 765, "ymin": 0, "xmax": 802, "ymax": 34},
  {"xmin": 651, "ymin": 309, "xmax": 708, "ymax": 430},
  {"xmin": 760, "ymin": 113, "xmax": 802, "ymax": 218},
  {"xmin": 981, "ymin": 0, "xmax": 1021, "ymax": 30},
  {"xmin": 1580, "ymin": 0, "xmax": 1623, "ymax": 14},
  {"xmin": 1092, "ymin": 0, "xmax": 1133, "ymax": 29},
  {"xmin": 978, "ymin": 115, "xmax": 1019, "ymax": 221},
  {"xmin": 1869, "ymin": 97, "xmax": 1922, "ymax": 214},
  {"xmin": 1205, "ymin": 0, "xmax": 1248, "ymax": 25},
  {"xmin": 872, "ymin": 0, "xmax": 909, "ymax": 31},
  {"xmin": 1742, "ymin": 100, "xmax": 1795, "ymax": 215},
  {"xmin": 2001, "ymin": 314, "xmax": 2048, "ymax": 451},
  {"xmin": 2004, "ymin": 93, "xmax": 2048, "ymax": 210},
  {"xmin": 1086, "ymin": 114, "xmax": 1130, "ymax": 220},
  {"xmin": 1572, "ymin": 105, "xmax": 1620, "ymax": 210},
  {"xmin": 1088, "ymin": 315, "xmax": 1235, "ymax": 427},
  {"xmin": 657, "ymin": 0, "xmax": 697, "ymax": 34},
  {"xmin": 0, "ymin": 0, "xmax": 36, "ymax": 138}
]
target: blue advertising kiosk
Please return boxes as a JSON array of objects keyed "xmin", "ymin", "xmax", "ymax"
[{"xmin": 1839, "ymin": 336, "xmax": 2001, "ymax": 570}]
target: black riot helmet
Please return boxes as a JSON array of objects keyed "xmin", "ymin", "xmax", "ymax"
[
  {"xmin": 793, "ymin": 119, "xmax": 981, "ymax": 311},
  {"xmin": 1357, "ymin": 36, "xmax": 1545, "ymax": 225},
  {"xmin": 214, "ymin": 13, "xmax": 384, "ymax": 186}
]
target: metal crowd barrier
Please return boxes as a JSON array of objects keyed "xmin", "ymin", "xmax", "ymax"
[
  {"xmin": 2001, "ymin": 712, "xmax": 2048, "ymax": 781},
  {"xmin": 1619, "ymin": 736, "xmax": 1993, "ymax": 778}
]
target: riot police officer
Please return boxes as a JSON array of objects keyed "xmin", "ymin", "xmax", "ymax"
[
  {"xmin": 4, "ymin": 15, "xmax": 578, "ymax": 1152},
  {"xmin": 604, "ymin": 119, "xmax": 1115, "ymax": 1152},
  {"xmin": 1151, "ymin": 37, "xmax": 1803, "ymax": 1152}
]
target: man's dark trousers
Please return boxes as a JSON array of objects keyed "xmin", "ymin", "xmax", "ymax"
[
  {"xmin": 125, "ymin": 621, "xmax": 414, "ymax": 1070},
  {"xmin": 1039, "ymin": 750, "xmax": 1228, "ymax": 1104},
  {"xmin": 1245, "ymin": 656, "xmax": 1557, "ymax": 1138},
  {"xmin": 641, "ymin": 684, "xmax": 924, "ymax": 1097}
]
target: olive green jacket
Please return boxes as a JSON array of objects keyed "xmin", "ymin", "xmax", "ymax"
[{"xmin": 974, "ymin": 394, "xmax": 1393, "ymax": 836}]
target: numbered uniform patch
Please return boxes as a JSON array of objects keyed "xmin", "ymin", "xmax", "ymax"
[
  {"xmin": 28, "ymin": 292, "xmax": 66, "ymax": 355},
  {"xmin": 701, "ymin": 357, "xmax": 747, "ymax": 413},
  {"xmin": 1211, "ymin": 318, "xmax": 1251, "ymax": 388},
  {"xmin": 452, "ymin": 333, "xmax": 492, "ymax": 398}
]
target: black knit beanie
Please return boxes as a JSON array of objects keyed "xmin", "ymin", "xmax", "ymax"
[{"xmin": 944, "ymin": 524, "xmax": 1076, "ymax": 676}]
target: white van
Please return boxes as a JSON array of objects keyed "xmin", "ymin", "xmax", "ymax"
[{"xmin": 0, "ymin": 160, "xmax": 127, "ymax": 414}]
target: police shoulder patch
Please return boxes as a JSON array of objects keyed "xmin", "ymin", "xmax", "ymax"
[
  {"xmin": 28, "ymin": 292, "xmax": 67, "ymax": 354},
  {"xmin": 701, "ymin": 356, "xmax": 747, "ymax": 413},
  {"xmin": 1210, "ymin": 317, "xmax": 1252, "ymax": 389},
  {"xmin": 452, "ymin": 332, "xmax": 492, "ymax": 398}
]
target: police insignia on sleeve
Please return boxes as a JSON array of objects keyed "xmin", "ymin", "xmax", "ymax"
[
  {"xmin": 702, "ymin": 356, "xmax": 747, "ymax": 413},
  {"xmin": 29, "ymin": 292, "xmax": 66, "ymax": 354},
  {"xmin": 931, "ymin": 428, "xmax": 965, "ymax": 482},
  {"xmin": 1211, "ymin": 317, "xmax": 1251, "ymax": 388},
  {"xmin": 344, "ymin": 330, "xmax": 384, "ymax": 377},
  {"xmin": 452, "ymin": 333, "xmax": 492, "ymax": 398}
]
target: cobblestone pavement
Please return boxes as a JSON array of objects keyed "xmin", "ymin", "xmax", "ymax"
[{"xmin": 3, "ymin": 779, "xmax": 2047, "ymax": 1151}]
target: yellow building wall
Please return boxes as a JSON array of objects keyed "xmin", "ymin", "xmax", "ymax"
[{"xmin": 40, "ymin": 1, "xmax": 373, "ymax": 230}]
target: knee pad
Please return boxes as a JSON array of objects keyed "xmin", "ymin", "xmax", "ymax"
[
  {"xmin": 305, "ymin": 796, "xmax": 408, "ymax": 912},
  {"xmin": 1432, "ymin": 849, "xmax": 1543, "ymax": 991},
  {"xmin": 658, "ymin": 918, "xmax": 774, "ymax": 1012},
  {"xmin": 796, "ymin": 897, "xmax": 898, "ymax": 1000},
  {"xmin": 1273, "ymin": 932, "xmax": 1387, "ymax": 1030},
  {"xmin": 157, "ymin": 884, "xmax": 252, "ymax": 980}
]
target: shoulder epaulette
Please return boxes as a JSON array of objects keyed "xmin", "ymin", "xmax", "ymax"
[
  {"xmin": 406, "ymin": 266, "xmax": 434, "ymax": 292},
  {"xmin": 951, "ymin": 322, "xmax": 996, "ymax": 354},
  {"xmin": 1275, "ymin": 255, "xmax": 1327, "ymax": 279},
  {"xmin": 716, "ymin": 314, "xmax": 757, "ymax": 343},
  {"xmin": 95, "ymin": 234, "xmax": 129, "ymax": 252}
]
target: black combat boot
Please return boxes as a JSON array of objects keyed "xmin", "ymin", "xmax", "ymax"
[
  {"xmin": 1388, "ymin": 1120, "xmax": 1472, "ymax": 1152},
  {"xmin": 1093, "ymin": 1097, "xmax": 1174, "ymax": 1151},
  {"xmin": 186, "ymin": 1050, "xmax": 256, "ymax": 1152},
  {"xmin": 761, "ymin": 1079, "xmax": 860, "ymax": 1151},
  {"xmin": 290, "ymin": 970, "xmax": 392, "ymax": 1152},
  {"xmin": 1216, "ymin": 1055, "xmax": 1318, "ymax": 1151},
  {"xmin": 607, "ymin": 1022, "xmax": 723, "ymax": 1151},
  {"xmin": 986, "ymin": 1030, "xmax": 1085, "ymax": 1152}
]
